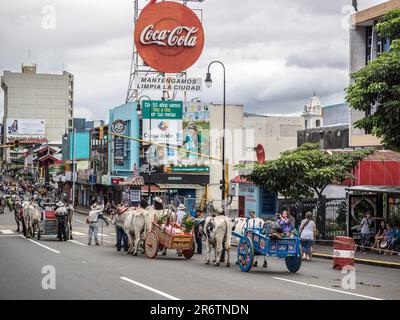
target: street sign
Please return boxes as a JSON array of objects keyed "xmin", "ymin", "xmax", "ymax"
[
  {"xmin": 112, "ymin": 120, "xmax": 126, "ymax": 134},
  {"xmin": 130, "ymin": 190, "xmax": 141, "ymax": 203},
  {"xmin": 134, "ymin": 76, "xmax": 202, "ymax": 92}
]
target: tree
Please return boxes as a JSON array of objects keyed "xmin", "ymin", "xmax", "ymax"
[
  {"xmin": 241, "ymin": 143, "xmax": 373, "ymax": 200},
  {"xmin": 346, "ymin": 9, "xmax": 400, "ymax": 151}
]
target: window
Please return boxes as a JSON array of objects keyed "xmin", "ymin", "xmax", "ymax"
[
  {"xmin": 305, "ymin": 120, "xmax": 308, "ymax": 129},
  {"xmin": 316, "ymin": 119, "xmax": 321, "ymax": 128}
]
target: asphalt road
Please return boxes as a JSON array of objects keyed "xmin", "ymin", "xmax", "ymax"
[{"xmin": 0, "ymin": 209, "xmax": 399, "ymax": 300}]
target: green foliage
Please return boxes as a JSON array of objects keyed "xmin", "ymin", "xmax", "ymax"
[
  {"xmin": 240, "ymin": 143, "xmax": 373, "ymax": 200},
  {"xmin": 182, "ymin": 215, "xmax": 195, "ymax": 233},
  {"xmin": 346, "ymin": 9, "xmax": 400, "ymax": 151}
]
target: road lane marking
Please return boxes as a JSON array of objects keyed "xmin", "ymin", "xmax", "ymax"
[
  {"xmin": 0, "ymin": 230, "xmax": 14, "ymax": 234},
  {"xmin": 273, "ymin": 277, "xmax": 383, "ymax": 300},
  {"xmin": 20, "ymin": 235, "xmax": 61, "ymax": 254},
  {"xmin": 72, "ymin": 231, "xmax": 85, "ymax": 236},
  {"xmin": 69, "ymin": 240, "xmax": 87, "ymax": 246},
  {"xmin": 120, "ymin": 277, "xmax": 180, "ymax": 300}
]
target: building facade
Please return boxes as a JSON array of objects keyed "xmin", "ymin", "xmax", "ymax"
[
  {"xmin": 349, "ymin": 0, "xmax": 400, "ymax": 147},
  {"xmin": 1, "ymin": 64, "xmax": 73, "ymax": 161},
  {"xmin": 244, "ymin": 113, "xmax": 304, "ymax": 161}
]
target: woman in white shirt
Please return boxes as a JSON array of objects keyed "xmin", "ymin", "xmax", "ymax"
[{"xmin": 300, "ymin": 211, "xmax": 317, "ymax": 261}]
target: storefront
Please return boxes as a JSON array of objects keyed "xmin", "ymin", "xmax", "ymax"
[
  {"xmin": 346, "ymin": 186, "xmax": 400, "ymax": 238},
  {"xmin": 236, "ymin": 182, "xmax": 278, "ymax": 219}
]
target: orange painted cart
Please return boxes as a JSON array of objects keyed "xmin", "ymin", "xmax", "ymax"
[{"xmin": 144, "ymin": 221, "xmax": 195, "ymax": 259}]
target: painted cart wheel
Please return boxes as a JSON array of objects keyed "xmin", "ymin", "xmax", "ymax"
[
  {"xmin": 237, "ymin": 236, "xmax": 254, "ymax": 272},
  {"xmin": 285, "ymin": 255, "xmax": 302, "ymax": 273},
  {"xmin": 145, "ymin": 231, "xmax": 159, "ymax": 259},
  {"xmin": 182, "ymin": 241, "xmax": 195, "ymax": 260}
]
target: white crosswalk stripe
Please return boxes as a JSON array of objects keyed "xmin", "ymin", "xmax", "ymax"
[
  {"xmin": 72, "ymin": 231, "xmax": 85, "ymax": 236},
  {"xmin": 0, "ymin": 230, "xmax": 14, "ymax": 235}
]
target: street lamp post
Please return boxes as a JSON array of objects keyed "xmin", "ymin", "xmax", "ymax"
[
  {"xmin": 205, "ymin": 61, "xmax": 227, "ymax": 214},
  {"xmin": 72, "ymin": 128, "xmax": 77, "ymax": 207},
  {"xmin": 137, "ymin": 95, "xmax": 152, "ymax": 204}
]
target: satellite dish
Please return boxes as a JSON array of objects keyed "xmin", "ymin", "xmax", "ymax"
[{"xmin": 256, "ymin": 144, "xmax": 266, "ymax": 164}]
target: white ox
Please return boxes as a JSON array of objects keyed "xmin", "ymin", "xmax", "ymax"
[
  {"xmin": 112, "ymin": 206, "xmax": 152, "ymax": 256},
  {"xmin": 231, "ymin": 217, "xmax": 265, "ymax": 244},
  {"xmin": 204, "ymin": 215, "xmax": 232, "ymax": 267},
  {"xmin": 22, "ymin": 203, "xmax": 40, "ymax": 239}
]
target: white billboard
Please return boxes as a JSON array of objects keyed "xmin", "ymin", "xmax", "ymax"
[
  {"xmin": 6, "ymin": 119, "xmax": 45, "ymax": 137},
  {"xmin": 134, "ymin": 76, "xmax": 202, "ymax": 92}
]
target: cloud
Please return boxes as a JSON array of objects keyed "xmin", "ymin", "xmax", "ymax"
[{"xmin": 0, "ymin": 0, "xmax": 389, "ymax": 121}]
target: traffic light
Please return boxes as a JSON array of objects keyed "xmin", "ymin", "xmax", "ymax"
[
  {"xmin": 219, "ymin": 179, "xmax": 225, "ymax": 191},
  {"xmin": 103, "ymin": 125, "xmax": 109, "ymax": 140},
  {"xmin": 99, "ymin": 126, "xmax": 104, "ymax": 140}
]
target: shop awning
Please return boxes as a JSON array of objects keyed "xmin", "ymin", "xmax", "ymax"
[
  {"xmin": 119, "ymin": 176, "xmax": 145, "ymax": 186},
  {"xmin": 141, "ymin": 185, "xmax": 165, "ymax": 193},
  {"xmin": 346, "ymin": 185, "xmax": 400, "ymax": 195}
]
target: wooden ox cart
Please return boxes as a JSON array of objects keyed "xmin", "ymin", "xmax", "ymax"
[{"xmin": 144, "ymin": 220, "xmax": 195, "ymax": 259}]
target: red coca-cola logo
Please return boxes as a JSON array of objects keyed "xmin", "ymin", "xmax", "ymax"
[{"xmin": 134, "ymin": 0, "xmax": 205, "ymax": 73}]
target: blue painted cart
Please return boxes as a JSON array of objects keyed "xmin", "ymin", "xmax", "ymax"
[{"xmin": 232, "ymin": 222, "xmax": 302, "ymax": 273}]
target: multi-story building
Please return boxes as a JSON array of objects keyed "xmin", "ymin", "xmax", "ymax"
[
  {"xmin": 1, "ymin": 64, "xmax": 73, "ymax": 161},
  {"xmin": 349, "ymin": 0, "xmax": 400, "ymax": 147},
  {"xmin": 244, "ymin": 112, "xmax": 304, "ymax": 161}
]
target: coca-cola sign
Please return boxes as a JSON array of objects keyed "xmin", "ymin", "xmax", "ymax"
[{"xmin": 134, "ymin": 0, "xmax": 205, "ymax": 73}]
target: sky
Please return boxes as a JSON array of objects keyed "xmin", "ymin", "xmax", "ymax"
[{"xmin": 0, "ymin": 0, "xmax": 388, "ymax": 121}]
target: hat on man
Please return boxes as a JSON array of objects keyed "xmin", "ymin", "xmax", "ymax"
[
  {"xmin": 217, "ymin": 208, "xmax": 225, "ymax": 215},
  {"xmin": 91, "ymin": 203, "xmax": 100, "ymax": 210},
  {"xmin": 154, "ymin": 197, "xmax": 163, "ymax": 204},
  {"xmin": 56, "ymin": 201, "xmax": 64, "ymax": 207},
  {"xmin": 178, "ymin": 204, "xmax": 185, "ymax": 210}
]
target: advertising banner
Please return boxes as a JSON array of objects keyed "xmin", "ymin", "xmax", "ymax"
[
  {"xmin": 114, "ymin": 124, "xmax": 126, "ymax": 166},
  {"xmin": 167, "ymin": 102, "xmax": 210, "ymax": 171},
  {"xmin": 239, "ymin": 184, "xmax": 259, "ymax": 218},
  {"xmin": 142, "ymin": 100, "xmax": 183, "ymax": 146},
  {"xmin": 142, "ymin": 102, "xmax": 210, "ymax": 174},
  {"xmin": 134, "ymin": 76, "xmax": 202, "ymax": 92},
  {"xmin": 6, "ymin": 119, "xmax": 45, "ymax": 137}
]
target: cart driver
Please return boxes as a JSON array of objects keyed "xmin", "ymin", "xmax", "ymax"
[{"xmin": 55, "ymin": 201, "xmax": 68, "ymax": 241}]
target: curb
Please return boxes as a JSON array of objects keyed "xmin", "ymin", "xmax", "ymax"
[
  {"xmin": 313, "ymin": 252, "xmax": 400, "ymax": 269},
  {"xmin": 75, "ymin": 209, "xmax": 89, "ymax": 216}
]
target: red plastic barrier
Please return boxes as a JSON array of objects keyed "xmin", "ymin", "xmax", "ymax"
[{"xmin": 333, "ymin": 236, "xmax": 355, "ymax": 270}]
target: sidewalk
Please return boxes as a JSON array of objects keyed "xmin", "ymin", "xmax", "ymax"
[
  {"xmin": 313, "ymin": 243, "xmax": 400, "ymax": 269},
  {"xmin": 75, "ymin": 205, "xmax": 90, "ymax": 215}
]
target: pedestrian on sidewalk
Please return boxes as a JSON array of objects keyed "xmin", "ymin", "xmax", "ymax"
[
  {"xmin": 384, "ymin": 223, "xmax": 398, "ymax": 255},
  {"xmin": 299, "ymin": 212, "xmax": 316, "ymax": 261},
  {"xmin": 360, "ymin": 212, "xmax": 372, "ymax": 254},
  {"xmin": 372, "ymin": 220, "xmax": 386, "ymax": 252},
  {"xmin": 87, "ymin": 204, "xmax": 101, "ymax": 246}
]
